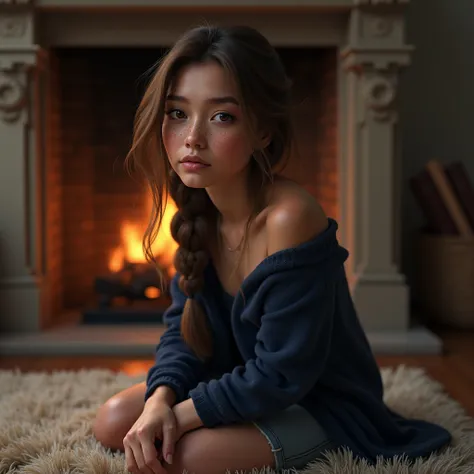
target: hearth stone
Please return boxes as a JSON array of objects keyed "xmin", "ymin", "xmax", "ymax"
[{"xmin": 81, "ymin": 303, "xmax": 166, "ymax": 325}]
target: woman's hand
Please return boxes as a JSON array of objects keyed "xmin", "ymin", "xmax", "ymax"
[{"xmin": 123, "ymin": 391, "xmax": 177, "ymax": 474}]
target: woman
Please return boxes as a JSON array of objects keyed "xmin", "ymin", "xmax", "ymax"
[{"xmin": 93, "ymin": 25, "xmax": 451, "ymax": 474}]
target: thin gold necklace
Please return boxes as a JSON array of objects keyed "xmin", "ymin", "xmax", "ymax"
[
  {"xmin": 217, "ymin": 216, "xmax": 243, "ymax": 252},
  {"xmin": 222, "ymin": 234, "xmax": 243, "ymax": 252}
]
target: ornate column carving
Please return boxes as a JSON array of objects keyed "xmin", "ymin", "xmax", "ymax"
[
  {"xmin": 0, "ymin": 62, "xmax": 29, "ymax": 123},
  {"xmin": 339, "ymin": 1, "xmax": 413, "ymax": 331},
  {"xmin": 0, "ymin": 0, "xmax": 48, "ymax": 331}
]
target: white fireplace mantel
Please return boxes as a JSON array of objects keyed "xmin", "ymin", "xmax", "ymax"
[{"xmin": 0, "ymin": 0, "xmax": 442, "ymax": 354}]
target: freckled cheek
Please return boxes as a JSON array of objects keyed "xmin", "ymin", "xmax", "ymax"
[
  {"xmin": 210, "ymin": 131, "xmax": 252, "ymax": 165},
  {"xmin": 162, "ymin": 125, "xmax": 185, "ymax": 157}
]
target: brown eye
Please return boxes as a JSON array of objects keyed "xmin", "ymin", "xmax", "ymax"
[
  {"xmin": 213, "ymin": 112, "xmax": 234, "ymax": 123},
  {"xmin": 166, "ymin": 109, "xmax": 186, "ymax": 119}
]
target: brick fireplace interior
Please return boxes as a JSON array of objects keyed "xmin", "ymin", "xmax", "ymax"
[{"xmin": 45, "ymin": 46, "xmax": 338, "ymax": 327}]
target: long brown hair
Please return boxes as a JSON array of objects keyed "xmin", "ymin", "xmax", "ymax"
[{"xmin": 126, "ymin": 25, "xmax": 294, "ymax": 360}]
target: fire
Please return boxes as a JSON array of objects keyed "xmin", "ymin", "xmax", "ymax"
[{"xmin": 109, "ymin": 192, "xmax": 178, "ymax": 278}]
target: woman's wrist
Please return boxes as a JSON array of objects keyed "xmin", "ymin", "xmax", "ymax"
[
  {"xmin": 173, "ymin": 398, "xmax": 203, "ymax": 438},
  {"xmin": 148, "ymin": 385, "xmax": 177, "ymax": 407}
]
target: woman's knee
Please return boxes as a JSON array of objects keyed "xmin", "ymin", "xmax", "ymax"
[
  {"xmin": 93, "ymin": 382, "xmax": 146, "ymax": 451},
  {"xmin": 167, "ymin": 425, "xmax": 273, "ymax": 474},
  {"xmin": 93, "ymin": 397, "xmax": 125, "ymax": 450},
  {"xmin": 167, "ymin": 430, "xmax": 213, "ymax": 474}
]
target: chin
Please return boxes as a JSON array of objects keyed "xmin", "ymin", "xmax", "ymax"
[{"xmin": 177, "ymin": 172, "xmax": 213, "ymax": 189}]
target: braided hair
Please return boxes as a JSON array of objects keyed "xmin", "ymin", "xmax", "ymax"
[{"xmin": 169, "ymin": 171, "xmax": 215, "ymax": 359}]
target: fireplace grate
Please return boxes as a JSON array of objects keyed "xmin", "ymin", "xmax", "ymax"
[{"xmin": 81, "ymin": 262, "xmax": 170, "ymax": 325}]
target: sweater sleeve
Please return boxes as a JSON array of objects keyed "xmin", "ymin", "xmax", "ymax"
[
  {"xmin": 144, "ymin": 273, "xmax": 210, "ymax": 403},
  {"xmin": 188, "ymin": 268, "xmax": 335, "ymax": 426}
]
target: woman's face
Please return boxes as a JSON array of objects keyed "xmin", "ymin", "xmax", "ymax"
[{"xmin": 162, "ymin": 61, "xmax": 254, "ymax": 189}]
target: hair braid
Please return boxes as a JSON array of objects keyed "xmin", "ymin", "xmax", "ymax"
[{"xmin": 169, "ymin": 171, "xmax": 214, "ymax": 360}]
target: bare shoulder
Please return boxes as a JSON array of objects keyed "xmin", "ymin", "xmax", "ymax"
[{"xmin": 265, "ymin": 178, "xmax": 328, "ymax": 255}]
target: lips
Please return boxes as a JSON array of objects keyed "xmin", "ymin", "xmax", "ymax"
[
  {"xmin": 179, "ymin": 155, "xmax": 211, "ymax": 173},
  {"xmin": 180, "ymin": 155, "xmax": 210, "ymax": 166}
]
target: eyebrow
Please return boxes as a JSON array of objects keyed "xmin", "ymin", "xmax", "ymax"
[{"xmin": 166, "ymin": 94, "xmax": 240, "ymax": 106}]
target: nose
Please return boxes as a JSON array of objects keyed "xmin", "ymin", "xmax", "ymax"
[{"xmin": 185, "ymin": 120, "xmax": 206, "ymax": 150}]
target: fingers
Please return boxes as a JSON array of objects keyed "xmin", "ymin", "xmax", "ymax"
[
  {"xmin": 161, "ymin": 421, "xmax": 177, "ymax": 465},
  {"xmin": 124, "ymin": 444, "xmax": 140, "ymax": 474},
  {"xmin": 124, "ymin": 445, "xmax": 135, "ymax": 473},
  {"xmin": 124, "ymin": 432, "xmax": 162, "ymax": 474},
  {"xmin": 141, "ymin": 437, "xmax": 166, "ymax": 474},
  {"xmin": 133, "ymin": 441, "xmax": 155, "ymax": 474}
]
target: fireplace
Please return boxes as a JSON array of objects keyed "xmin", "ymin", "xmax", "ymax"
[
  {"xmin": 0, "ymin": 1, "xmax": 441, "ymax": 353},
  {"xmin": 45, "ymin": 45, "xmax": 336, "ymax": 325}
]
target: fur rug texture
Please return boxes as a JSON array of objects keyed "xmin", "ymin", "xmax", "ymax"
[{"xmin": 0, "ymin": 365, "xmax": 473, "ymax": 474}]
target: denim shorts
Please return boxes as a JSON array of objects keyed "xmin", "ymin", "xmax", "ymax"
[{"xmin": 253, "ymin": 405, "xmax": 336, "ymax": 471}]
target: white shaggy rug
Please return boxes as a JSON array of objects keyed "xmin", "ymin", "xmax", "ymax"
[{"xmin": 0, "ymin": 365, "xmax": 473, "ymax": 474}]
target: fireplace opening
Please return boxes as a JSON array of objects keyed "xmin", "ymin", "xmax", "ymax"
[
  {"xmin": 82, "ymin": 193, "xmax": 177, "ymax": 325},
  {"xmin": 45, "ymin": 46, "xmax": 337, "ymax": 327}
]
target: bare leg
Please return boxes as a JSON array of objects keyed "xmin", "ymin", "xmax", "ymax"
[
  {"xmin": 93, "ymin": 381, "xmax": 147, "ymax": 451},
  {"xmin": 93, "ymin": 382, "xmax": 275, "ymax": 473},
  {"xmin": 169, "ymin": 425, "xmax": 275, "ymax": 474}
]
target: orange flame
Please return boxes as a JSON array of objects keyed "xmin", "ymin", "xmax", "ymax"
[{"xmin": 109, "ymin": 192, "xmax": 178, "ymax": 278}]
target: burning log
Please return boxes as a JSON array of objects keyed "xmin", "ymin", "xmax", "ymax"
[
  {"xmin": 82, "ymin": 261, "xmax": 171, "ymax": 325},
  {"xmin": 94, "ymin": 261, "xmax": 167, "ymax": 307}
]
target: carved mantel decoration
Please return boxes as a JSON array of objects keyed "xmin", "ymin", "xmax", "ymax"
[
  {"xmin": 362, "ymin": 74, "xmax": 397, "ymax": 121},
  {"xmin": 0, "ymin": 62, "xmax": 29, "ymax": 123},
  {"xmin": 0, "ymin": 0, "xmax": 35, "ymax": 124},
  {"xmin": 0, "ymin": 12, "xmax": 27, "ymax": 38}
]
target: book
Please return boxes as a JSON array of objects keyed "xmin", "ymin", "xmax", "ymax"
[
  {"xmin": 424, "ymin": 160, "xmax": 473, "ymax": 237},
  {"xmin": 410, "ymin": 170, "xmax": 458, "ymax": 235},
  {"xmin": 444, "ymin": 161, "xmax": 474, "ymax": 230}
]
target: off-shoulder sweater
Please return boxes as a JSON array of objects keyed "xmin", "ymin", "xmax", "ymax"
[{"xmin": 145, "ymin": 218, "xmax": 451, "ymax": 462}]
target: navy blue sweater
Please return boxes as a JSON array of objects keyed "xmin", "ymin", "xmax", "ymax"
[{"xmin": 145, "ymin": 218, "xmax": 451, "ymax": 462}]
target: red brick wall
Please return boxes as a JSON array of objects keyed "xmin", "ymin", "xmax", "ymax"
[
  {"xmin": 58, "ymin": 55, "xmax": 96, "ymax": 308},
  {"xmin": 313, "ymin": 51, "xmax": 338, "ymax": 221},
  {"xmin": 45, "ymin": 53, "xmax": 63, "ymax": 323},
  {"xmin": 280, "ymin": 48, "xmax": 338, "ymax": 220},
  {"xmin": 50, "ymin": 47, "xmax": 337, "ymax": 312}
]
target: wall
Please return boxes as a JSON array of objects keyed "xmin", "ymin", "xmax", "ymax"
[{"xmin": 400, "ymin": 0, "xmax": 474, "ymax": 291}]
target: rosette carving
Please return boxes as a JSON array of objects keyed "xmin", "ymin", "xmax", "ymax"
[{"xmin": 0, "ymin": 63, "xmax": 28, "ymax": 123}]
